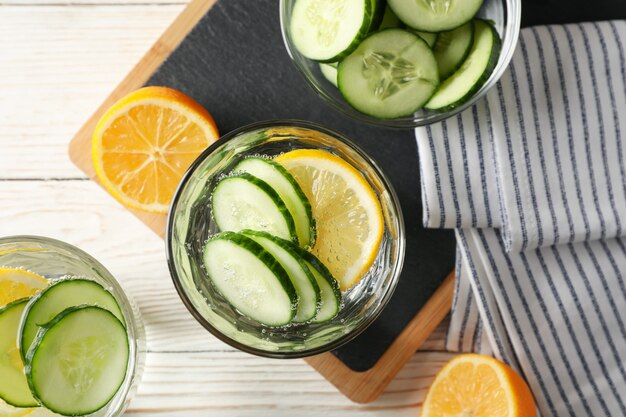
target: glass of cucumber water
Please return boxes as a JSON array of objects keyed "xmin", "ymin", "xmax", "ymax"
[
  {"xmin": 0, "ymin": 236, "xmax": 144, "ymax": 417},
  {"xmin": 167, "ymin": 120, "xmax": 404, "ymax": 358},
  {"xmin": 279, "ymin": 0, "xmax": 521, "ymax": 128}
]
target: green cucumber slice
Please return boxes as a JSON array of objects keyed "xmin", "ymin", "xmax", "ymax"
[
  {"xmin": 367, "ymin": 0, "xmax": 386, "ymax": 32},
  {"xmin": 377, "ymin": 4, "xmax": 403, "ymax": 30},
  {"xmin": 338, "ymin": 29, "xmax": 439, "ymax": 119},
  {"xmin": 432, "ymin": 21, "xmax": 475, "ymax": 80},
  {"xmin": 203, "ymin": 232, "xmax": 297, "ymax": 326},
  {"xmin": 304, "ymin": 262, "xmax": 340, "ymax": 322},
  {"xmin": 413, "ymin": 30, "xmax": 438, "ymax": 47},
  {"xmin": 212, "ymin": 173, "xmax": 297, "ymax": 243},
  {"xmin": 19, "ymin": 278, "xmax": 124, "ymax": 361},
  {"xmin": 0, "ymin": 299, "xmax": 38, "ymax": 408},
  {"xmin": 242, "ymin": 230, "xmax": 320, "ymax": 323},
  {"xmin": 290, "ymin": 0, "xmax": 372, "ymax": 62},
  {"xmin": 25, "ymin": 306, "xmax": 129, "ymax": 416},
  {"xmin": 289, "ymin": 246, "xmax": 341, "ymax": 322},
  {"xmin": 425, "ymin": 19, "xmax": 501, "ymax": 111},
  {"xmin": 320, "ymin": 63, "xmax": 338, "ymax": 87},
  {"xmin": 388, "ymin": 0, "xmax": 484, "ymax": 32},
  {"xmin": 235, "ymin": 157, "xmax": 315, "ymax": 248}
]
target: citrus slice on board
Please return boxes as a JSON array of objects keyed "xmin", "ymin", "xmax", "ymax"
[
  {"xmin": 92, "ymin": 86, "xmax": 219, "ymax": 213},
  {"xmin": 421, "ymin": 354, "xmax": 536, "ymax": 417},
  {"xmin": 0, "ymin": 268, "xmax": 47, "ymax": 307},
  {"xmin": 275, "ymin": 149, "xmax": 383, "ymax": 290}
]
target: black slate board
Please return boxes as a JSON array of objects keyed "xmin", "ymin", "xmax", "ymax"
[
  {"xmin": 142, "ymin": 0, "xmax": 626, "ymax": 372},
  {"xmin": 145, "ymin": 0, "xmax": 456, "ymax": 372},
  {"xmin": 522, "ymin": 0, "xmax": 626, "ymax": 28}
]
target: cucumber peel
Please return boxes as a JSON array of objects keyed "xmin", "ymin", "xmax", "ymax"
[{"xmin": 426, "ymin": 19, "xmax": 501, "ymax": 111}]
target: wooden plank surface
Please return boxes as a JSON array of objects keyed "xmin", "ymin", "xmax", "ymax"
[
  {"xmin": 0, "ymin": 1, "xmax": 457, "ymax": 414},
  {"xmin": 0, "ymin": 4, "xmax": 184, "ymax": 179},
  {"xmin": 0, "ymin": 1, "xmax": 187, "ymax": 4}
]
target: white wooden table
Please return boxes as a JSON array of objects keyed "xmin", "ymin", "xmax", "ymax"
[{"xmin": 0, "ymin": 1, "xmax": 456, "ymax": 415}]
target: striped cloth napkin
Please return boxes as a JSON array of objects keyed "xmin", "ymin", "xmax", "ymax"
[{"xmin": 415, "ymin": 21, "xmax": 626, "ymax": 416}]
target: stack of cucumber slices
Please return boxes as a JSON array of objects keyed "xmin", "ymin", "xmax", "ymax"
[
  {"xmin": 290, "ymin": 0, "xmax": 502, "ymax": 118},
  {"xmin": 0, "ymin": 278, "xmax": 129, "ymax": 416},
  {"xmin": 206, "ymin": 157, "xmax": 342, "ymax": 327}
]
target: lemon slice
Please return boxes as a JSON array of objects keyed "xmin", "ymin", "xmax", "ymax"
[
  {"xmin": 92, "ymin": 86, "xmax": 219, "ymax": 213},
  {"xmin": 275, "ymin": 149, "xmax": 383, "ymax": 290},
  {"xmin": 20, "ymin": 409, "xmax": 64, "ymax": 417},
  {"xmin": 0, "ymin": 268, "xmax": 48, "ymax": 307},
  {"xmin": 0, "ymin": 400, "xmax": 35, "ymax": 417},
  {"xmin": 2, "ymin": 408, "xmax": 66, "ymax": 417}
]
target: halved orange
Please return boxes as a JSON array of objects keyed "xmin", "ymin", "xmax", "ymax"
[
  {"xmin": 421, "ymin": 354, "xmax": 537, "ymax": 417},
  {"xmin": 92, "ymin": 86, "xmax": 219, "ymax": 213}
]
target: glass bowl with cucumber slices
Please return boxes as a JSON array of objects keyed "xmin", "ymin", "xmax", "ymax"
[
  {"xmin": 280, "ymin": 0, "xmax": 521, "ymax": 128},
  {"xmin": 0, "ymin": 236, "xmax": 144, "ymax": 417},
  {"xmin": 167, "ymin": 120, "xmax": 405, "ymax": 358}
]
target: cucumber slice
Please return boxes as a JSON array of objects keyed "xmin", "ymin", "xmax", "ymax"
[
  {"xmin": 432, "ymin": 21, "xmax": 474, "ymax": 80},
  {"xmin": 367, "ymin": 0, "xmax": 386, "ymax": 32},
  {"xmin": 290, "ymin": 0, "xmax": 372, "ymax": 62},
  {"xmin": 19, "ymin": 278, "xmax": 124, "ymax": 361},
  {"xmin": 203, "ymin": 232, "xmax": 297, "ymax": 326},
  {"xmin": 235, "ymin": 157, "xmax": 315, "ymax": 248},
  {"xmin": 320, "ymin": 63, "xmax": 338, "ymax": 87},
  {"xmin": 212, "ymin": 173, "xmax": 297, "ymax": 243},
  {"xmin": 413, "ymin": 30, "xmax": 438, "ymax": 47},
  {"xmin": 0, "ymin": 299, "xmax": 38, "ymax": 408},
  {"xmin": 377, "ymin": 4, "xmax": 403, "ymax": 30},
  {"xmin": 242, "ymin": 230, "xmax": 320, "ymax": 323},
  {"xmin": 338, "ymin": 29, "xmax": 439, "ymax": 119},
  {"xmin": 25, "ymin": 306, "xmax": 129, "ymax": 416},
  {"xmin": 304, "ymin": 262, "xmax": 340, "ymax": 322},
  {"xmin": 425, "ymin": 19, "xmax": 501, "ymax": 111},
  {"xmin": 289, "ymin": 246, "xmax": 341, "ymax": 322},
  {"xmin": 388, "ymin": 0, "xmax": 483, "ymax": 32}
]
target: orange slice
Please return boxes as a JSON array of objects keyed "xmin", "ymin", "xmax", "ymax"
[
  {"xmin": 92, "ymin": 86, "xmax": 219, "ymax": 213},
  {"xmin": 0, "ymin": 268, "xmax": 48, "ymax": 307},
  {"xmin": 421, "ymin": 354, "xmax": 536, "ymax": 417},
  {"xmin": 275, "ymin": 149, "xmax": 383, "ymax": 290}
]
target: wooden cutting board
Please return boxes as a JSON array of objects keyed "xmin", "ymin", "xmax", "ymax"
[{"xmin": 68, "ymin": 0, "xmax": 456, "ymax": 403}]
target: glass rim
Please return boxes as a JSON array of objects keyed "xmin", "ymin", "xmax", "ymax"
[
  {"xmin": 278, "ymin": 0, "xmax": 522, "ymax": 129},
  {"xmin": 0, "ymin": 235, "xmax": 110, "ymax": 267},
  {"xmin": 165, "ymin": 119, "xmax": 406, "ymax": 358},
  {"xmin": 0, "ymin": 235, "xmax": 133, "ymax": 304}
]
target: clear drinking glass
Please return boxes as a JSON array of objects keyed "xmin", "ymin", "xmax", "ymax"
[
  {"xmin": 0, "ymin": 236, "xmax": 145, "ymax": 417},
  {"xmin": 167, "ymin": 120, "xmax": 405, "ymax": 358},
  {"xmin": 279, "ymin": 0, "xmax": 521, "ymax": 128}
]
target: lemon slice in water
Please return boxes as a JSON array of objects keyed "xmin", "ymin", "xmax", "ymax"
[
  {"xmin": 0, "ymin": 268, "xmax": 48, "ymax": 307},
  {"xmin": 275, "ymin": 149, "xmax": 383, "ymax": 290}
]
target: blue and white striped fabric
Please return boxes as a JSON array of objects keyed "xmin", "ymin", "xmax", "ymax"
[{"xmin": 415, "ymin": 21, "xmax": 626, "ymax": 417}]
